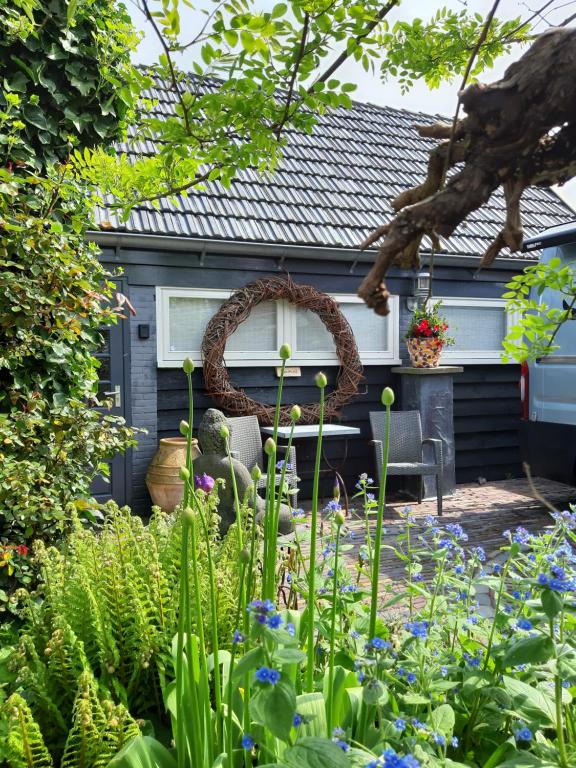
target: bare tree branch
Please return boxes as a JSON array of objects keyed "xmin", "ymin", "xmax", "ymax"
[{"xmin": 357, "ymin": 27, "xmax": 576, "ymax": 316}]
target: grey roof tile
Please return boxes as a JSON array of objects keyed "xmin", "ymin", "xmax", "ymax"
[{"xmin": 97, "ymin": 74, "xmax": 574, "ymax": 259}]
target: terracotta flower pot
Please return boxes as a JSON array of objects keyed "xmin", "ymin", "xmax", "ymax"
[
  {"xmin": 407, "ymin": 337, "xmax": 443, "ymax": 368},
  {"xmin": 146, "ymin": 437, "xmax": 200, "ymax": 511}
]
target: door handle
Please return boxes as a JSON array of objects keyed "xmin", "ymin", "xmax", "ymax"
[{"xmin": 103, "ymin": 385, "xmax": 122, "ymax": 408}]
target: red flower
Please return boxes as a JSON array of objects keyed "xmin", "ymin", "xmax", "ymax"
[{"xmin": 16, "ymin": 545, "xmax": 29, "ymax": 556}]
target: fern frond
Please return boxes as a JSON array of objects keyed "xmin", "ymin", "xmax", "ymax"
[
  {"xmin": 3, "ymin": 694, "xmax": 53, "ymax": 768},
  {"xmin": 60, "ymin": 671, "xmax": 108, "ymax": 768}
]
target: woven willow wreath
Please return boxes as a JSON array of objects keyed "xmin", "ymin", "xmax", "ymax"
[{"xmin": 201, "ymin": 276, "xmax": 364, "ymax": 425}]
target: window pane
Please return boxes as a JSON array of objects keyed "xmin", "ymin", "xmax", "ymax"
[
  {"xmin": 442, "ymin": 305, "xmax": 506, "ymax": 351},
  {"xmin": 227, "ymin": 301, "xmax": 277, "ymax": 352},
  {"xmin": 296, "ymin": 308, "xmax": 335, "ymax": 353},
  {"xmin": 169, "ymin": 296, "xmax": 223, "ymax": 352},
  {"xmin": 342, "ymin": 303, "xmax": 389, "ymax": 352}
]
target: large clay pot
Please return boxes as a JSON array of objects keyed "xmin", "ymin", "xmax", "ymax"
[
  {"xmin": 146, "ymin": 437, "xmax": 200, "ymax": 511},
  {"xmin": 406, "ymin": 338, "xmax": 443, "ymax": 368}
]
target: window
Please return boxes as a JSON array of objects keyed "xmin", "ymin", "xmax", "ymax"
[
  {"xmin": 437, "ymin": 297, "xmax": 520, "ymax": 364},
  {"xmin": 156, "ymin": 288, "xmax": 400, "ymax": 367}
]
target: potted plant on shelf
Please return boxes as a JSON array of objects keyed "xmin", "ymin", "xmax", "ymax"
[{"xmin": 406, "ymin": 301, "xmax": 454, "ymax": 368}]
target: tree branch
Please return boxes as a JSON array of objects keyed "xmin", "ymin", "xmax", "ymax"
[
  {"xmin": 307, "ymin": 0, "xmax": 399, "ymax": 94},
  {"xmin": 358, "ymin": 27, "xmax": 576, "ymax": 315},
  {"xmin": 273, "ymin": 12, "xmax": 310, "ymax": 138}
]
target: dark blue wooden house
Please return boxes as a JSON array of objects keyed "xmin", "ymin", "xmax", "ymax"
[{"xmin": 90, "ymin": 77, "xmax": 574, "ymax": 513}]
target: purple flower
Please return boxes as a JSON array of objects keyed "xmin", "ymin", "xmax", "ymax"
[
  {"xmin": 450, "ymin": 737, "xmax": 459, "ymax": 748},
  {"xmin": 514, "ymin": 727, "xmax": 532, "ymax": 742},
  {"xmin": 368, "ymin": 637, "xmax": 391, "ymax": 651},
  {"xmin": 255, "ymin": 666, "xmax": 281, "ymax": 684},
  {"xmin": 517, "ymin": 618, "xmax": 532, "ymax": 631},
  {"xmin": 334, "ymin": 739, "xmax": 349, "ymax": 752},
  {"xmin": 394, "ymin": 718, "xmax": 406, "ymax": 731},
  {"xmin": 432, "ymin": 733, "xmax": 445, "ymax": 746},
  {"xmin": 406, "ymin": 672, "xmax": 417, "ymax": 684},
  {"xmin": 446, "ymin": 523, "xmax": 468, "ymax": 541},
  {"xmin": 232, "ymin": 630, "xmax": 245, "ymax": 644},
  {"xmin": 471, "ymin": 546, "xmax": 486, "ymax": 562},
  {"xmin": 194, "ymin": 473, "xmax": 215, "ymax": 493},
  {"xmin": 267, "ymin": 614, "xmax": 283, "ymax": 629},
  {"xmin": 241, "ymin": 735, "xmax": 254, "ymax": 749},
  {"xmin": 405, "ymin": 621, "xmax": 429, "ymax": 640},
  {"xmin": 286, "ymin": 622, "xmax": 296, "ymax": 637},
  {"xmin": 293, "ymin": 713, "xmax": 303, "ymax": 727}
]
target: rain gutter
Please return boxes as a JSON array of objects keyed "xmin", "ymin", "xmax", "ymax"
[{"xmin": 88, "ymin": 230, "xmax": 538, "ymax": 270}]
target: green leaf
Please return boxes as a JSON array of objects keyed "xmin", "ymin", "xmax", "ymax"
[
  {"xmin": 430, "ymin": 703, "xmax": 455, "ymax": 736},
  {"xmin": 232, "ymin": 646, "xmax": 265, "ymax": 680},
  {"xmin": 271, "ymin": 3, "xmax": 287, "ymax": 18},
  {"xmin": 285, "ymin": 738, "xmax": 350, "ymax": 768},
  {"xmin": 274, "ymin": 648, "xmax": 306, "ymax": 665},
  {"xmin": 541, "ymin": 588, "xmax": 563, "ymax": 619},
  {"xmin": 362, "ymin": 678, "xmax": 388, "ymax": 706},
  {"xmin": 108, "ymin": 736, "xmax": 177, "ymax": 768},
  {"xmin": 502, "ymin": 635, "xmax": 554, "ymax": 669},
  {"xmin": 250, "ymin": 679, "xmax": 296, "ymax": 742},
  {"xmin": 482, "ymin": 741, "xmax": 517, "ymax": 768},
  {"xmin": 502, "ymin": 676, "xmax": 555, "ymax": 725}
]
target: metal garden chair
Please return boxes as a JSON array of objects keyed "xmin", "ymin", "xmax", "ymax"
[
  {"xmin": 369, "ymin": 410, "xmax": 443, "ymax": 515},
  {"xmin": 226, "ymin": 415, "xmax": 298, "ymax": 505}
]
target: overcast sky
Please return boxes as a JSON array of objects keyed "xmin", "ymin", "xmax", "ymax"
[{"xmin": 129, "ymin": 0, "xmax": 576, "ymax": 210}]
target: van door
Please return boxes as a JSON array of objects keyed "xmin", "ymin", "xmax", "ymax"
[{"xmin": 531, "ymin": 244, "xmax": 576, "ymax": 426}]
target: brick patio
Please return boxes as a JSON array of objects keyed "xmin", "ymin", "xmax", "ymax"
[{"xmin": 295, "ymin": 478, "xmax": 576, "ymax": 599}]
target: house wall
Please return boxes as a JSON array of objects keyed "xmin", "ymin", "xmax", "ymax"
[{"xmin": 100, "ymin": 245, "xmax": 523, "ymax": 513}]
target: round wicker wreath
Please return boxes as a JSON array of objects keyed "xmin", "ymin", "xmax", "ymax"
[{"xmin": 201, "ymin": 276, "xmax": 364, "ymax": 425}]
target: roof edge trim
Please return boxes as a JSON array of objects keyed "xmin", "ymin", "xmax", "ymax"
[{"xmin": 88, "ymin": 230, "xmax": 537, "ymax": 269}]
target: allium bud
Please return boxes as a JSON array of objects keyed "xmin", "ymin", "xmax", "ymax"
[
  {"xmin": 381, "ymin": 387, "xmax": 395, "ymax": 407},
  {"xmin": 183, "ymin": 506, "xmax": 195, "ymax": 523},
  {"xmin": 179, "ymin": 420, "xmax": 189, "ymax": 436},
  {"xmin": 251, "ymin": 464, "xmax": 262, "ymax": 481},
  {"xmin": 183, "ymin": 357, "xmax": 195, "ymax": 374},
  {"xmin": 290, "ymin": 404, "xmax": 301, "ymax": 422},
  {"xmin": 239, "ymin": 548, "xmax": 250, "ymax": 564},
  {"xmin": 334, "ymin": 510, "xmax": 345, "ymax": 527},
  {"xmin": 264, "ymin": 437, "xmax": 276, "ymax": 456},
  {"xmin": 179, "ymin": 467, "xmax": 190, "ymax": 482},
  {"xmin": 279, "ymin": 343, "xmax": 292, "ymax": 361},
  {"xmin": 315, "ymin": 371, "xmax": 327, "ymax": 389},
  {"xmin": 219, "ymin": 423, "xmax": 230, "ymax": 439},
  {"xmin": 333, "ymin": 478, "xmax": 341, "ymax": 502}
]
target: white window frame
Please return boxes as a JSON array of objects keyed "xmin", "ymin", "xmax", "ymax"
[
  {"xmin": 436, "ymin": 296, "xmax": 520, "ymax": 364},
  {"xmin": 156, "ymin": 287, "xmax": 400, "ymax": 367}
]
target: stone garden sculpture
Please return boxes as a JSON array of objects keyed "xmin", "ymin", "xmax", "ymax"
[{"xmin": 193, "ymin": 408, "xmax": 294, "ymax": 535}]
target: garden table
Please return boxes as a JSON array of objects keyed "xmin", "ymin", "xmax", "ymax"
[{"xmin": 261, "ymin": 424, "xmax": 361, "ymax": 509}]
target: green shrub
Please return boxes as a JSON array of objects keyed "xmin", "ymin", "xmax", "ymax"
[{"xmin": 2, "ymin": 499, "xmax": 249, "ymax": 761}]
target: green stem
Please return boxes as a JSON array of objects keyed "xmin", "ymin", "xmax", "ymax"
[
  {"xmin": 369, "ymin": 402, "xmax": 391, "ymax": 640},
  {"xmin": 326, "ymin": 524, "xmax": 341, "ymax": 736},
  {"xmin": 552, "ymin": 616, "xmax": 569, "ymax": 767},
  {"xmin": 305, "ymin": 385, "xmax": 325, "ymax": 692}
]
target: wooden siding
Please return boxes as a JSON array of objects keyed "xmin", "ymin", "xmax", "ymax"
[
  {"xmin": 453, "ymin": 365, "xmax": 522, "ymax": 483},
  {"xmin": 99, "ymin": 246, "xmax": 526, "ymax": 503}
]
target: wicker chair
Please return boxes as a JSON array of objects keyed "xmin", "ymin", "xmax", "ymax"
[
  {"xmin": 369, "ymin": 410, "xmax": 444, "ymax": 515},
  {"xmin": 226, "ymin": 415, "xmax": 298, "ymax": 504}
]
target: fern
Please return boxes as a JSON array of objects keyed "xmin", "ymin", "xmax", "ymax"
[
  {"xmin": 6, "ymin": 499, "xmax": 246, "ymax": 761},
  {"xmin": 3, "ymin": 694, "xmax": 53, "ymax": 768}
]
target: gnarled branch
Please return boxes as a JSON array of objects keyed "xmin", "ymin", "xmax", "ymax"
[{"xmin": 358, "ymin": 27, "xmax": 576, "ymax": 315}]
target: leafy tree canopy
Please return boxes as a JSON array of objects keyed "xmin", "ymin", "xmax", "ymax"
[{"xmin": 68, "ymin": 0, "xmax": 532, "ymax": 210}]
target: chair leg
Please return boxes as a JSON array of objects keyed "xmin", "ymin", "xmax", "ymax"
[
  {"xmin": 417, "ymin": 476, "xmax": 423, "ymax": 505},
  {"xmin": 436, "ymin": 473, "xmax": 443, "ymax": 516}
]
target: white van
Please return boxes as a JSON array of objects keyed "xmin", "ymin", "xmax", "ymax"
[{"xmin": 520, "ymin": 223, "xmax": 576, "ymax": 484}]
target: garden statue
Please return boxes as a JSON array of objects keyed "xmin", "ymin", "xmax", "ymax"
[{"xmin": 194, "ymin": 408, "xmax": 294, "ymax": 534}]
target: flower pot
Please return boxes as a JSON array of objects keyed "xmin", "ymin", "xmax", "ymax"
[
  {"xmin": 146, "ymin": 437, "xmax": 200, "ymax": 511},
  {"xmin": 406, "ymin": 338, "xmax": 443, "ymax": 368}
]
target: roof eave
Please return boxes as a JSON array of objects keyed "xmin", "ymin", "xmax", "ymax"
[{"xmin": 88, "ymin": 230, "xmax": 538, "ymax": 269}]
